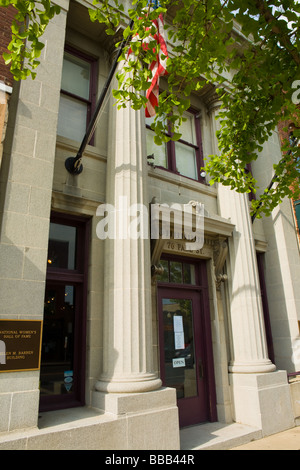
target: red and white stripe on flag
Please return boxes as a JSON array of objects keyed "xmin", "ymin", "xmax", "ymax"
[{"xmin": 145, "ymin": 13, "xmax": 168, "ymax": 117}]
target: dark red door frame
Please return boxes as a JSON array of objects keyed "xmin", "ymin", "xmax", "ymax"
[
  {"xmin": 39, "ymin": 212, "xmax": 90, "ymax": 412},
  {"xmin": 157, "ymin": 257, "xmax": 217, "ymax": 426}
]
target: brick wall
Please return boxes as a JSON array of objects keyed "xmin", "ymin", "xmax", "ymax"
[
  {"xmin": 278, "ymin": 109, "xmax": 300, "ymax": 146},
  {"xmin": 277, "ymin": 119, "xmax": 290, "ymax": 146},
  {"xmin": 0, "ymin": 5, "xmax": 15, "ymax": 86}
]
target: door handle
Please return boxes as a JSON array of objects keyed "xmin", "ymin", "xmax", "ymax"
[{"xmin": 198, "ymin": 358, "xmax": 204, "ymax": 379}]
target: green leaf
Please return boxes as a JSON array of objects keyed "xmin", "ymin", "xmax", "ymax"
[{"xmin": 2, "ymin": 0, "xmax": 300, "ymax": 216}]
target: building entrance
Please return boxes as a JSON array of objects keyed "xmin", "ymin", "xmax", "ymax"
[
  {"xmin": 157, "ymin": 257, "xmax": 216, "ymax": 427},
  {"xmin": 39, "ymin": 213, "xmax": 89, "ymax": 412}
]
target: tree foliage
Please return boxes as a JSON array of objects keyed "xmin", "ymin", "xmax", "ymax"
[
  {"xmin": 0, "ymin": 0, "xmax": 60, "ymax": 80},
  {"xmin": 1, "ymin": 0, "xmax": 300, "ymax": 218}
]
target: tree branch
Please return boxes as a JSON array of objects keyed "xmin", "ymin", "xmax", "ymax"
[{"xmin": 255, "ymin": 0, "xmax": 300, "ymax": 65}]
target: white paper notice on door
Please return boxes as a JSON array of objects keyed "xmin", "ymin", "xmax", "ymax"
[
  {"xmin": 174, "ymin": 332, "xmax": 185, "ymax": 350},
  {"xmin": 173, "ymin": 316, "xmax": 184, "ymax": 350}
]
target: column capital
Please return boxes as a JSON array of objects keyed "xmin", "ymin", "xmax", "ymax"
[
  {"xmin": 106, "ymin": 26, "xmax": 127, "ymax": 65},
  {"xmin": 199, "ymin": 84, "xmax": 222, "ymax": 114}
]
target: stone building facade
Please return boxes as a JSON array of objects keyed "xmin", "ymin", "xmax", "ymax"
[{"xmin": 0, "ymin": 0, "xmax": 299, "ymax": 450}]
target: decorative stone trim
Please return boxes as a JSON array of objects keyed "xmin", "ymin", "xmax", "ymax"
[{"xmin": 150, "ymin": 201, "xmax": 234, "ymax": 293}]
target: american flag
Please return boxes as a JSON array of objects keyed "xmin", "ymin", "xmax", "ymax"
[
  {"xmin": 127, "ymin": 1, "xmax": 168, "ymax": 117},
  {"xmin": 144, "ymin": 3, "xmax": 168, "ymax": 117}
]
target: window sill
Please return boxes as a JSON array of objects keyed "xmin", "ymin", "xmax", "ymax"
[
  {"xmin": 56, "ymin": 135, "xmax": 107, "ymax": 162},
  {"xmin": 148, "ymin": 165, "xmax": 217, "ymax": 196}
]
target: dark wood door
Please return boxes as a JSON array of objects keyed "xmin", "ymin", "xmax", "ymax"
[{"xmin": 158, "ymin": 287, "xmax": 212, "ymax": 426}]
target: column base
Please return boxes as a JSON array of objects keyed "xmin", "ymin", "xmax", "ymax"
[
  {"xmin": 95, "ymin": 374, "xmax": 162, "ymax": 393},
  {"xmin": 92, "ymin": 387, "xmax": 180, "ymax": 449},
  {"xmin": 230, "ymin": 370, "xmax": 294, "ymax": 436},
  {"xmin": 229, "ymin": 359, "xmax": 276, "ymax": 374}
]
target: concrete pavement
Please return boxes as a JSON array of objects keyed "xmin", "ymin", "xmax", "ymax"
[
  {"xmin": 230, "ymin": 425, "xmax": 300, "ymax": 450},
  {"xmin": 180, "ymin": 421, "xmax": 300, "ymax": 450}
]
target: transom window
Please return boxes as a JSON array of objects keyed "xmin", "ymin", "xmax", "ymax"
[
  {"xmin": 47, "ymin": 222, "xmax": 77, "ymax": 270},
  {"xmin": 57, "ymin": 48, "xmax": 97, "ymax": 143},
  {"xmin": 157, "ymin": 259, "xmax": 197, "ymax": 285},
  {"xmin": 146, "ymin": 110, "xmax": 204, "ymax": 182}
]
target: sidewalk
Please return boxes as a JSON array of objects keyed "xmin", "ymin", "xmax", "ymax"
[
  {"xmin": 180, "ymin": 421, "xmax": 300, "ymax": 450},
  {"xmin": 230, "ymin": 425, "xmax": 300, "ymax": 450}
]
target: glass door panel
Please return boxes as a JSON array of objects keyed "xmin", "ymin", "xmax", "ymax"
[
  {"xmin": 40, "ymin": 284, "xmax": 76, "ymax": 397},
  {"xmin": 40, "ymin": 213, "xmax": 88, "ymax": 412},
  {"xmin": 158, "ymin": 287, "xmax": 211, "ymax": 427},
  {"xmin": 162, "ymin": 298, "xmax": 197, "ymax": 399}
]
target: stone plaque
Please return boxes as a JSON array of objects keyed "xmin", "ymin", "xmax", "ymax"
[{"xmin": 0, "ymin": 320, "xmax": 42, "ymax": 372}]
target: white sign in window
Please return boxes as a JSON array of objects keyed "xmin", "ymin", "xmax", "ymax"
[
  {"xmin": 172, "ymin": 358, "xmax": 186, "ymax": 368},
  {"xmin": 173, "ymin": 315, "xmax": 185, "ymax": 350}
]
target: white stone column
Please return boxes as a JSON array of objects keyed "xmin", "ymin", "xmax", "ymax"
[
  {"xmin": 208, "ymin": 97, "xmax": 294, "ymax": 435},
  {"xmin": 220, "ymin": 188, "xmax": 276, "ymax": 373},
  {"xmin": 209, "ymin": 97, "xmax": 275, "ymax": 373},
  {"xmin": 95, "ymin": 72, "xmax": 161, "ymax": 393}
]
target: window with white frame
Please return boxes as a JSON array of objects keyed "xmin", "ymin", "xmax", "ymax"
[
  {"xmin": 146, "ymin": 110, "xmax": 205, "ymax": 182},
  {"xmin": 57, "ymin": 48, "xmax": 97, "ymax": 143}
]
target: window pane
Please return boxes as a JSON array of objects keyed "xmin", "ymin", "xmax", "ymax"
[
  {"xmin": 169, "ymin": 261, "xmax": 182, "ymax": 283},
  {"xmin": 146, "ymin": 129, "xmax": 167, "ymax": 168},
  {"xmin": 183, "ymin": 263, "xmax": 196, "ymax": 285},
  {"xmin": 175, "ymin": 142, "xmax": 197, "ymax": 179},
  {"xmin": 178, "ymin": 112, "xmax": 196, "ymax": 144},
  {"xmin": 41, "ymin": 285, "xmax": 76, "ymax": 396},
  {"xmin": 157, "ymin": 260, "xmax": 169, "ymax": 282},
  {"xmin": 57, "ymin": 94, "xmax": 87, "ymax": 142},
  {"xmin": 61, "ymin": 52, "xmax": 90, "ymax": 100},
  {"xmin": 48, "ymin": 223, "xmax": 77, "ymax": 270}
]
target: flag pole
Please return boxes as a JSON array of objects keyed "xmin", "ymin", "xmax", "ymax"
[{"xmin": 65, "ymin": 19, "xmax": 134, "ymax": 175}]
